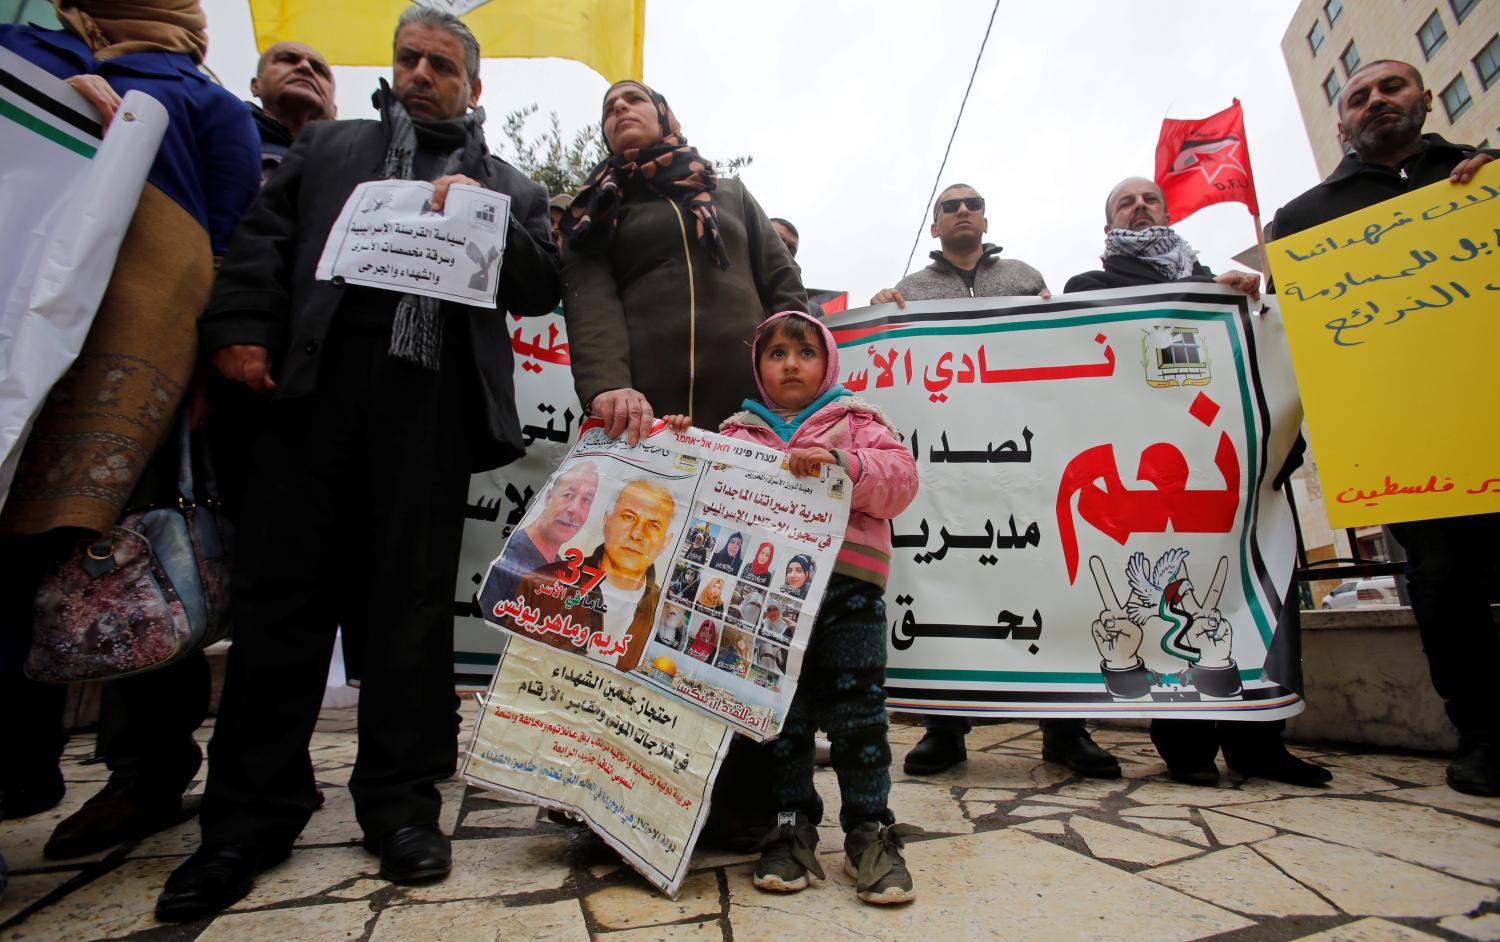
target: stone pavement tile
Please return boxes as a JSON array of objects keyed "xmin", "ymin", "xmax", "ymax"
[
  {"xmin": 1, "ymin": 780, "xmax": 108, "ymax": 871},
  {"xmin": 962, "ymin": 800, "xmax": 1001, "ymax": 819},
  {"xmin": 1120, "ymin": 805, "xmax": 1191, "ymax": 819},
  {"xmin": 128, "ymin": 814, "xmax": 202, "ymax": 857},
  {"xmin": 1054, "ymin": 778, "xmax": 1133, "ymax": 800},
  {"xmin": 1437, "ymin": 913, "xmax": 1500, "ymax": 940},
  {"xmin": 1321, "ymin": 754, "xmax": 1447, "ymax": 787},
  {"xmin": 1239, "ymin": 767, "xmax": 1399, "ymax": 797},
  {"xmin": 888, "ymin": 781, "xmax": 973, "ymax": 835},
  {"xmin": 462, "ymin": 805, "xmax": 539, "ymax": 830},
  {"xmin": 313, "ymin": 759, "xmax": 354, "ymax": 787},
  {"xmin": 1120, "ymin": 759, "xmax": 1172, "ymax": 779},
  {"xmin": 398, "ymin": 835, "xmax": 571, "ymax": 902},
  {"xmin": 584, "ymin": 869, "xmax": 719, "ymax": 930},
  {"xmin": 197, "ymin": 900, "xmax": 372, "ymax": 940},
  {"xmin": 1129, "ymin": 818, "xmax": 1209, "ymax": 846},
  {"xmin": 1023, "ymin": 795, "xmax": 1094, "ymax": 807},
  {"xmin": 1290, "ymin": 917, "xmax": 1443, "ymax": 940},
  {"xmin": 1007, "ymin": 804, "xmax": 1072, "ymax": 819},
  {"xmin": 0, "ymin": 871, "xmax": 73, "ymax": 925},
  {"xmin": 1384, "ymin": 785, "xmax": 1500, "ymax": 824},
  {"xmin": 1014, "ymin": 819, "xmax": 1065, "ymax": 836},
  {"xmin": 1144, "ymin": 846, "xmax": 1336, "ymax": 916},
  {"xmin": 1087, "ymin": 729, "xmax": 1153, "ymax": 746},
  {"xmin": 296, "ymin": 785, "xmax": 362, "ymax": 847},
  {"xmin": 368, "ymin": 898, "xmax": 589, "ymax": 942},
  {"xmin": 1219, "ymin": 797, "xmax": 1500, "ymax": 884},
  {"xmin": 1198, "ymin": 809, "xmax": 1276, "ymax": 846},
  {"xmin": 964, "ymin": 722, "xmax": 1038, "ymax": 749},
  {"xmin": 1254, "ymin": 834, "xmax": 1496, "ymax": 918},
  {"xmin": 894, "ymin": 749, "xmax": 1070, "ymax": 790},
  {"xmin": 3, "ymin": 855, "xmax": 182, "ymax": 940},
  {"xmin": 329, "ymin": 878, "xmax": 387, "ymax": 900},
  {"xmin": 961, "ymin": 787, "xmax": 1017, "ymax": 802},
  {"xmin": 724, "ymin": 828, "xmax": 1251, "ymax": 942},
  {"xmin": 602, "ymin": 920, "xmax": 722, "ymax": 942},
  {"xmin": 688, "ymin": 848, "xmax": 756, "ymax": 871},
  {"xmin": 230, "ymin": 846, "xmax": 372, "ymax": 910},
  {"xmin": 1126, "ymin": 782, "xmax": 1281, "ymax": 807},
  {"xmin": 1067, "ymin": 816, "xmax": 1201, "ymax": 866}
]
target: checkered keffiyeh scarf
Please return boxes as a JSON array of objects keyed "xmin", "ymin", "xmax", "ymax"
[
  {"xmin": 1103, "ymin": 226, "xmax": 1199, "ymax": 281},
  {"xmin": 374, "ymin": 81, "xmax": 488, "ymax": 370}
]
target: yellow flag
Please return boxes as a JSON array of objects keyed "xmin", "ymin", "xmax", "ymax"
[{"xmin": 249, "ymin": 0, "xmax": 645, "ymax": 83}]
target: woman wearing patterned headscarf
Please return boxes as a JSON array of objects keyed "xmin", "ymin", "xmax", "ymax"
[{"xmin": 558, "ymin": 80, "xmax": 807, "ymax": 444}]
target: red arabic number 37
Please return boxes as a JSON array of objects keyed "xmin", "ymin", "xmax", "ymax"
[{"xmin": 557, "ymin": 547, "xmax": 606, "ymax": 594}]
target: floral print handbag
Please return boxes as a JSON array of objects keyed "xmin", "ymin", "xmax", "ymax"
[{"xmin": 25, "ymin": 420, "xmax": 232, "ymax": 683}]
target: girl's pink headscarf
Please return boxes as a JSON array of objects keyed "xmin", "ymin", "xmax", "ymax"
[{"xmin": 751, "ymin": 310, "xmax": 841, "ymax": 411}]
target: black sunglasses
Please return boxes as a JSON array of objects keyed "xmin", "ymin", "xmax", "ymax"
[{"xmin": 938, "ymin": 196, "xmax": 985, "ymax": 214}]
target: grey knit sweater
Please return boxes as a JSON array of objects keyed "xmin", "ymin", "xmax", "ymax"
[{"xmin": 893, "ymin": 243, "xmax": 1047, "ymax": 301}]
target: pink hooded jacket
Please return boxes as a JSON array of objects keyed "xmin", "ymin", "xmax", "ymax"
[{"xmin": 718, "ymin": 311, "xmax": 919, "ymax": 590}]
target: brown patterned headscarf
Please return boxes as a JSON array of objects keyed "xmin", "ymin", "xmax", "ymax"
[
  {"xmin": 53, "ymin": 0, "xmax": 208, "ymax": 63},
  {"xmin": 560, "ymin": 80, "xmax": 729, "ymax": 270}
]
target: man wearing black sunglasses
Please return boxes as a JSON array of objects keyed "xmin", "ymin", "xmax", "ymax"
[
  {"xmin": 868, "ymin": 185, "xmax": 1117, "ymax": 780},
  {"xmin": 870, "ymin": 183, "xmax": 1047, "ymax": 306}
]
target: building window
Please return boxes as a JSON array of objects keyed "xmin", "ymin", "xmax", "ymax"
[
  {"xmin": 1323, "ymin": 70, "xmax": 1342, "ymax": 103},
  {"xmin": 1441, "ymin": 74, "xmax": 1474, "ymax": 119},
  {"xmin": 1325, "ymin": 0, "xmax": 1343, "ymax": 25},
  {"xmin": 1451, "ymin": 0, "xmax": 1480, "ymax": 23},
  {"xmin": 1309, "ymin": 20, "xmax": 1326, "ymax": 55},
  {"xmin": 1476, "ymin": 34, "xmax": 1500, "ymax": 89},
  {"xmin": 1418, "ymin": 12, "xmax": 1450, "ymax": 59},
  {"xmin": 1341, "ymin": 41, "xmax": 1361, "ymax": 75}
]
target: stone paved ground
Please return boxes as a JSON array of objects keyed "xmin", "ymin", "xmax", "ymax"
[{"xmin": 3, "ymin": 701, "xmax": 1499, "ymax": 942}]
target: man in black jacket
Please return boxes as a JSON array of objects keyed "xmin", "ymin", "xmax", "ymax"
[
  {"xmin": 1271, "ymin": 59, "xmax": 1497, "ymax": 798},
  {"xmin": 1066, "ymin": 177, "xmax": 1335, "ymax": 790},
  {"xmin": 157, "ymin": 7, "xmax": 561, "ymax": 920}
]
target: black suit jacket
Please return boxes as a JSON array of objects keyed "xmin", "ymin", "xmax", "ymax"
[{"xmin": 201, "ymin": 117, "xmax": 561, "ymax": 471}]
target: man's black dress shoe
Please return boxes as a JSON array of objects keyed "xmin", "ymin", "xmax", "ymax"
[
  {"xmin": 1041, "ymin": 730, "xmax": 1122, "ymax": 778},
  {"xmin": 155, "ymin": 843, "xmax": 283, "ymax": 922},
  {"xmin": 1227, "ymin": 749, "xmax": 1333, "ymax": 787},
  {"xmin": 1447, "ymin": 741, "xmax": 1500, "ymax": 796},
  {"xmin": 902, "ymin": 730, "xmax": 967, "ymax": 775},
  {"xmin": 1166, "ymin": 762, "xmax": 1221, "ymax": 786},
  {"xmin": 373, "ymin": 824, "xmax": 451, "ymax": 884}
]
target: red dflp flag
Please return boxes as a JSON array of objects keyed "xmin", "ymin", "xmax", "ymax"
[{"xmin": 1154, "ymin": 99, "xmax": 1260, "ymax": 223}]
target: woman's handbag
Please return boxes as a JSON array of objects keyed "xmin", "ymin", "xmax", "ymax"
[{"xmin": 24, "ymin": 420, "xmax": 233, "ymax": 683}]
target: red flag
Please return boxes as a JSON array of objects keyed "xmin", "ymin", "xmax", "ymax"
[{"xmin": 1154, "ymin": 99, "xmax": 1260, "ymax": 223}]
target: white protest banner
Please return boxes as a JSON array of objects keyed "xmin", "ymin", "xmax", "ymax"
[
  {"xmin": 314, "ymin": 179, "xmax": 510, "ymax": 307},
  {"xmin": 451, "ymin": 308, "xmax": 579, "ymax": 687},
  {"xmin": 463, "ymin": 635, "xmax": 732, "ymax": 897},
  {"xmin": 825, "ymin": 285, "xmax": 1305, "ymax": 721},
  {"xmin": 0, "ymin": 48, "xmax": 166, "ymax": 511},
  {"xmin": 475, "ymin": 418, "xmax": 850, "ymax": 740}
]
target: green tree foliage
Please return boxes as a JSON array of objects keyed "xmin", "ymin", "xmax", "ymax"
[{"xmin": 494, "ymin": 104, "xmax": 753, "ymax": 198}]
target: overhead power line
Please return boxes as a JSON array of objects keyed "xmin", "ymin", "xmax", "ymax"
[{"xmin": 901, "ymin": 0, "xmax": 1003, "ymax": 278}]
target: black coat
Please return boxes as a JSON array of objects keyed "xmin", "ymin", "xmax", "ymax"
[
  {"xmin": 201, "ymin": 118, "xmax": 561, "ymax": 472},
  {"xmin": 1064, "ymin": 255, "xmax": 1215, "ymax": 292},
  {"xmin": 1270, "ymin": 134, "xmax": 1499, "ymax": 240}
]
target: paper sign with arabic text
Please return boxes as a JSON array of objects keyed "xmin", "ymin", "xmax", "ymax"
[
  {"xmin": 463, "ymin": 636, "xmax": 733, "ymax": 896},
  {"xmin": 1268, "ymin": 163, "xmax": 1500, "ymax": 527},
  {"xmin": 475, "ymin": 419, "xmax": 850, "ymax": 739},
  {"xmin": 826, "ymin": 286, "xmax": 1305, "ymax": 720}
]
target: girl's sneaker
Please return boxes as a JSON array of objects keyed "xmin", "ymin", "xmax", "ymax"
[
  {"xmin": 843, "ymin": 821, "xmax": 921, "ymax": 904},
  {"xmin": 752, "ymin": 812, "xmax": 824, "ymax": 892}
]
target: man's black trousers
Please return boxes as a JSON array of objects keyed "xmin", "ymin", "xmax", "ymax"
[{"xmin": 200, "ymin": 317, "xmax": 475, "ymax": 853}]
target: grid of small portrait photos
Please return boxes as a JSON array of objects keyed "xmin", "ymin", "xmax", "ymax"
[{"xmin": 654, "ymin": 518, "xmax": 815, "ymax": 693}]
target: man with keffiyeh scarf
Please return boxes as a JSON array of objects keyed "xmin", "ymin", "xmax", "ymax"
[
  {"xmin": 1064, "ymin": 176, "xmax": 1337, "ymax": 793},
  {"xmin": 155, "ymin": 6, "xmax": 560, "ymax": 922}
]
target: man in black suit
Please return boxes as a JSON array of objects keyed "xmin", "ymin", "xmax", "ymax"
[{"xmin": 157, "ymin": 6, "xmax": 560, "ymax": 920}]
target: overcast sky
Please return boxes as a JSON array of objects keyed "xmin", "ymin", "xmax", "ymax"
[{"xmin": 200, "ymin": 0, "xmax": 1321, "ymax": 302}]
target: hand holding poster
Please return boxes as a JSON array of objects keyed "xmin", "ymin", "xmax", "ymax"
[
  {"xmin": 463, "ymin": 635, "xmax": 733, "ymax": 897},
  {"xmin": 1268, "ymin": 164, "xmax": 1500, "ymax": 527},
  {"xmin": 314, "ymin": 180, "xmax": 510, "ymax": 307},
  {"xmin": 477, "ymin": 419, "xmax": 850, "ymax": 739}
]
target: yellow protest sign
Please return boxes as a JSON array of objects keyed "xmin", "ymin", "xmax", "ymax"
[{"xmin": 1269, "ymin": 163, "xmax": 1500, "ymax": 528}]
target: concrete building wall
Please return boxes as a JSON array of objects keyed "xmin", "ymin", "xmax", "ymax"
[{"xmin": 1282, "ymin": 0, "xmax": 1500, "ymax": 177}]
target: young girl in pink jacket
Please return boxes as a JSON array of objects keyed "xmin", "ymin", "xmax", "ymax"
[{"xmin": 665, "ymin": 310, "xmax": 920, "ymax": 905}]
